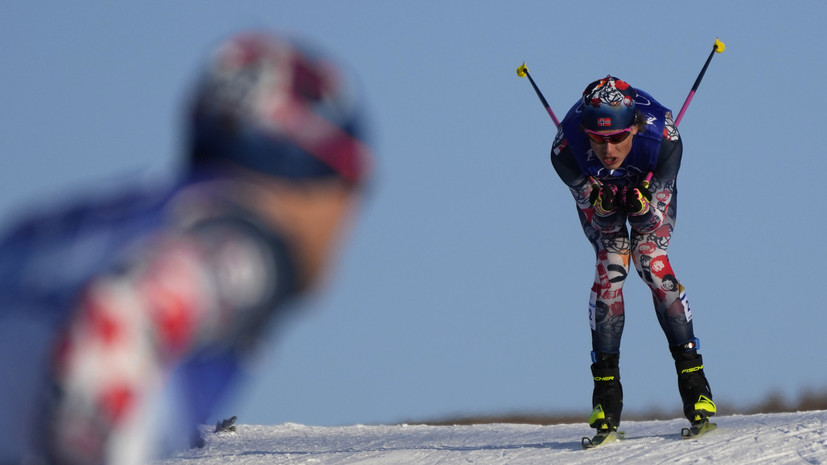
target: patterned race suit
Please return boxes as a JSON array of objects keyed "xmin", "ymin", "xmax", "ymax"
[
  {"xmin": 0, "ymin": 171, "xmax": 300, "ymax": 464},
  {"xmin": 550, "ymin": 93, "xmax": 695, "ymax": 355}
]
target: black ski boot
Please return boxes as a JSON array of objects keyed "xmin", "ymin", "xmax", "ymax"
[
  {"xmin": 671, "ymin": 341, "xmax": 716, "ymax": 426},
  {"xmin": 588, "ymin": 352, "xmax": 623, "ymax": 433}
]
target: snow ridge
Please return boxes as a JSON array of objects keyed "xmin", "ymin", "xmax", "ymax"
[{"xmin": 153, "ymin": 410, "xmax": 827, "ymax": 464}]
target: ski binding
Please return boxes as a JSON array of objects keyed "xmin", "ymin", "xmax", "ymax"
[
  {"xmin": 581, "ymin": 430, "xmax": 625, "ymax": 449},
  {"xmin": 681, "ymin": 420, "xmax": 717, "ymax": 439}
]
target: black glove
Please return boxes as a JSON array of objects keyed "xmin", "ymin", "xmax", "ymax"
[
  {"xmin": 589, "ymin": 183, "xmax": 621, "ymax": 216},
  {"xmin": 623, "ymin": 183, "xmax": 652, "ymax": 216}
]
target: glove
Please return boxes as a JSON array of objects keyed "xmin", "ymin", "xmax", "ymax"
[
  {"xmin": 589, "ymin": 183, "xmax": 621, "ymax": 216},
  {"xmin": 623, "ymin": 183, "xmax": 652, "ymax": 216}
]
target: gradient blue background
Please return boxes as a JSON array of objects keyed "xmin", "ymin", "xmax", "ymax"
[{"xmin": 2, "ymin": 1, "xmax": 825, "ymax": 426}]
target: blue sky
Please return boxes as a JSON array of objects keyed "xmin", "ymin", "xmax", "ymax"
[{"xmin": 2, "ymin": 1, "xmax": 826, "ymax": 427}]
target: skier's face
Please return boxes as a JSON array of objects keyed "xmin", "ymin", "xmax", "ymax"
[{"xmin": 587, "ymin": 125, "xmax": 638, "ymax": 170}]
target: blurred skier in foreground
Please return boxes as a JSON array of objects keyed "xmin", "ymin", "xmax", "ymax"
[
  {"xmin": 0, "ymin": 31, "xmax": 372, "ymax": 464},
  {"xmin": 549, "ymin": 76, "xmax": 716, "ymax": 444}
]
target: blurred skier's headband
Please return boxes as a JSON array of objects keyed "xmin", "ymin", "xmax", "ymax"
[{"xmin": 188, "ymin": 32, "xmax": 372, "ymax": 186}]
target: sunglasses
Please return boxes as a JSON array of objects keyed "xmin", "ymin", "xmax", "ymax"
[{"xmin": 584, "ymin": 126, "xmax": 634, "ymax": 145}]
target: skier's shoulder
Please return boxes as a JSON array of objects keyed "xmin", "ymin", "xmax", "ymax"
[
  {"xmin": 0, "ymin": 173, "xmax": 177, "ymax": 248},
  {"xmin": 167, "ymin": 172, "xmax": 301, "ymax": 296},
  {"xmin": 653, "ymin": 114, "xmax": 682, "ymax": 169}
]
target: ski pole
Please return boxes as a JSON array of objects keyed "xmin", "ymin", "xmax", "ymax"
[
  {"xmin": 516, "ymin": 62, "xmax": 560, "ymax": 127},
  {"xmin": 518, "ymin": 39, "xmax": 724, "ymax": 128},
  {"xmin": 674, "ymin": 38, "xmax": 725, "ymax": 127}
]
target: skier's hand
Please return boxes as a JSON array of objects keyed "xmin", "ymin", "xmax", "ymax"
[
  {"xmin": 623, "ymin": 183, "xmax": 652, "ymax": 216},
  {"xmin": 589, "ymin": 183, "xmax": 620, "ymax": 216}
]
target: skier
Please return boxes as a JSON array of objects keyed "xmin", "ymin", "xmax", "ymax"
[
  {"xmin": 0, "ymin": 31, "xmax": 372, "ymax": 464},
  {"xmin": 549, "ymin": 76, "xmax": 716, "ymax": 441}
]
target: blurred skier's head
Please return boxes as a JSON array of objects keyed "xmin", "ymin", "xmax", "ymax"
[{"xmin": 186, "ymin": 31, "xmax": 372, "ymax": 188}]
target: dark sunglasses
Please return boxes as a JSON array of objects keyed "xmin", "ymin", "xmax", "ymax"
[{"xmin": 584, "ymin": 126, "xmax": 634, "ymax": 145}]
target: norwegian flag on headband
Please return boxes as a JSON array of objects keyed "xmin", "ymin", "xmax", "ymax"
[{"xmin": 597, "ymin": 117, "xmax": 612, "ymax": 127}]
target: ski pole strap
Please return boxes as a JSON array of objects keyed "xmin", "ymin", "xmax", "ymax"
[{"xmin": 641, "ymin": 172, "xmax": 653, "ymax": 189}]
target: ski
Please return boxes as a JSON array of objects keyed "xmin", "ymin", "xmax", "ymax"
[
  {"xmin": 581, "ymin": 430, "xmax": 624, "ymax": 449},
  {"xmin": 681, "ymin": 421, "xmax": 717, "ymax": 439}
]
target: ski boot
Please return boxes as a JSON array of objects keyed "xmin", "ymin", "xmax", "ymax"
[
  {"xmin": 583, "ymin": 352, "xmax": 623, "ymax": 448},
  {"xmin": 671, "ymin": 340, "xmax": 717, "ymax": 436}
]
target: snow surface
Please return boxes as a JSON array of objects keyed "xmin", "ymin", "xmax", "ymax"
[{"xmin": 152, "ymin": 410, "xmax": 827, "ymax": 464}]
